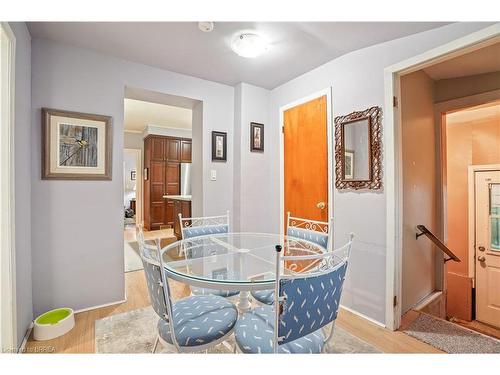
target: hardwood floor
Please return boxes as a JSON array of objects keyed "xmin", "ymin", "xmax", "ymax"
[{"xmin": 25, "ymin": 270, "xmax": 441, "ymax": 354}]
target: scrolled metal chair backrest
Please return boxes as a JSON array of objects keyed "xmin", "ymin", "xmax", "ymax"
[
  {"xmin": 179, "ymin": 211, "xmax": 230, "ymax": 239},
  {"xmin": 287, "ymin": 212, "xmax": 332, "ymax": 250},
  {"xmin": 273, "ymin": 233, "xmax": 354, "ymax": 351}
]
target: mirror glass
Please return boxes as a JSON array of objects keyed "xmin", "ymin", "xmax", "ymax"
[{"xmin": 342, "ymin": 118, "xmax": 371, "ymax": 181}]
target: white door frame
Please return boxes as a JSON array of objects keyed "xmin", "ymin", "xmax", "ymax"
[
  {"xmin": 468, "ymin": 165, "xmax": 500, "ymax": 283},
  {"xmin": 124, "ymin": 148, "xmax": 143, "ymax": 225},
  {"xmin": 278, "ymin": 87, "xmax": 333, "ymax": 235},
  {"xmin": 0, "ymin": 22, "xmax": 17, "ymax": 351},
  {"xmin": 384, "ymin": 23, "xmax": 500, "ymax": 330}
]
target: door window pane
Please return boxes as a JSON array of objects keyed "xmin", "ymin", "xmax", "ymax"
[{"xmin": 490, "ymin": 184, "xmax": 500, "ymax": 251}]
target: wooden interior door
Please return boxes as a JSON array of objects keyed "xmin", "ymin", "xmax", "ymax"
[
  {"xmin": 475, "ymin": 170, "xmax": 500, "ymax": 328},
  {"xmin": 284, "ymin": 95, "xmax": 329, "ymax": 226}
]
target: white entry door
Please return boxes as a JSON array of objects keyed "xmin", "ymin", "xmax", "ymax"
[{"xmin": 475, "ymin": 171, "xmax": 500, "ymax": 328}]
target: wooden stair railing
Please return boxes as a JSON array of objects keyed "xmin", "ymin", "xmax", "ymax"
[{"xmin": 416, "ymin": 225, "xmax": 461, "ymax": 263}]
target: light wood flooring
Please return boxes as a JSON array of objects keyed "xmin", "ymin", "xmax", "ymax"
[{"xmin": 25, "ymin": 270, "xmax": 442, "ymax": 354}]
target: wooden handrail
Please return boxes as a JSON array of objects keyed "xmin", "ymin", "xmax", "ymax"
[{"xmin": 416, "ymin": 225, "xmax": 461, "ymax": 263}]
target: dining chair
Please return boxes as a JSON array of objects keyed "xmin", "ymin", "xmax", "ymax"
[
  {"xmin": 179, "ymin": 211, "xmax": 239, "ymax": 298},
  {"xmin": 251, "ymin": 212, "xmax": 333, "ymax": 305},
  {"xmin": 235, "ymin": 233, "xmax": 354, "ymax": 354},
  {"xmin": 136, "ymin": 225, "xmax": 238, "ymax": 353}
]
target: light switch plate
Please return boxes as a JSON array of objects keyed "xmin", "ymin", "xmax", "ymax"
[{"xmin": 210, "ymin": 169, "xmax": 217, "ymax": 181}]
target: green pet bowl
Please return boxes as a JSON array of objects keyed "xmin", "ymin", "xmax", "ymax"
[{"xmin": 34, "ymin": 308, "xmax": 75, "ymax": 341}]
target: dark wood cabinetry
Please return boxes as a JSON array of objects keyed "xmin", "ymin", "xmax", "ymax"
[
  {"xmin": 143, "ymin": 135, "xmax": 192, "ymax": 230},
  {"xmin": 171, "ymin": 199, "xmax": 192, "ymax": 239}
]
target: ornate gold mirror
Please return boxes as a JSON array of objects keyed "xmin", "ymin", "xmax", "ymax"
[{"xmin": 335, "ymin": 106, "xmax": 382, "ymax": 190}]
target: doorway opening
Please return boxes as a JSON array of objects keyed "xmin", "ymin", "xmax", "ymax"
[
  {"xmin": 122, "ymin": 87, "xmax": 201, "ymax": 274},
  {"xmin": 0, "ymin": 22, "xmax": 16, "ymax": 351},
  {"xmin": 395, "ymin": 37, "xmax": 500, "ymax": 339}
]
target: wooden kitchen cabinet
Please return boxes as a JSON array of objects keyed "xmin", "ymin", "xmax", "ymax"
[
  {"xmin": 143, "ymin": 135, "xmax": 192, "ymax": 230},
  {"xmin": 171, "ymin": 199, "xmax": 192, "ymax": 239}
]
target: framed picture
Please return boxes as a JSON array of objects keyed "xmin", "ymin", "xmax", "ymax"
[
  {"xmin": 250, "ymin": 122, "xmax": 264, "ymax": 152},
  {"xmin": 42, "ymin": 108, "xmax": 112, "ymax": 180},
  {"xmin": 131, "ymin": 171, "xmax": 136, "ymax": 180},
  {"xmin": 344, "ymin": 150, "xmax": 354, "ymax": 180},
  {"xmin": 212, "ymin": 131, "xmax": 227, "ymax": 161}
]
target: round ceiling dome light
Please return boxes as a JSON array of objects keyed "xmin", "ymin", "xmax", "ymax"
[
  {"xmin": 231, "ymin": 33, "xmax": 269, "ymax": 58},
  {"xmin": 198, "ymin": 22, "xmax": 214, "ymax": 32}
]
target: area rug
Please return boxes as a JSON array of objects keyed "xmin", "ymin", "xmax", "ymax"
[
  {"xmin": 403, "ymin": 313, "xmax": 500, "ymax": 353},
  {"xmin": 95, "ymin": 306, "xmax": 381, "ymax": 354},
  {"xmin": 124, "ymin": 241, "xmax": 143, "ymax": 272}
]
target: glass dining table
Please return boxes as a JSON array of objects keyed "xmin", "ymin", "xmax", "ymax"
[{"xmin": 160, "ymin": 232, "xmax": 328, "ymax": 311}]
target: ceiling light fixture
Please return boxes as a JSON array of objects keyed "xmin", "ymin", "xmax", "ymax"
[
  {"xmin": 198, "ymin": 22, "xmax": 214, "ymax": 33},
  {"xmin": 231, "ymin": 33, "xmax": 269, "ymax": 58}
]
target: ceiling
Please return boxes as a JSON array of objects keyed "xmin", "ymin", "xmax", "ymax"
[
  {"xmin": 424, "ymin": 42, "xmax": 500, "ymax": 80},
  {"xmin": 447, "ymin": 102, "xmax": 500, "ymax": 125},
  {"xmin": 124, "ymin": 98, "xmax": 192, "ymax": 132},
  {"xmin": 27, "ymin": 22, "xmax": 451, "ymax": 89}
]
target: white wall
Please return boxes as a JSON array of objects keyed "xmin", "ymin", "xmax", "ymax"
[
  {"xmin": 30, "ymin": 38, "xmax": 234, "ymax": 315},
  {"xmin": 144, "ymin": 125, "xmax": 192, "ymax": 139},
  {"xmin": 269, "ymin": 22, "xmax": 493, "ymax": 324},
  {"xmin": 233, "ymin": 83, "xmax": 271, "ymax": 232},
  {"xmin": 400, "ymin": 70, "xmax": 437, "ymax": 313},
  {"xmin": 10, "ymin": 22, "xmax": 32, "ymax": 347}
]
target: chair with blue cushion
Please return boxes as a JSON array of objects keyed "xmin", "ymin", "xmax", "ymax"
[
  {"xmin": 136, "ymin": 225, "xmax": 238, "ymax": 353},
  {"xmin": 251, "ymin": 212, "xmax": 333, "ymax": 305},
  {"xmin": 235, "ymin": 233, "xmax": 353, "ymax": 354},
  {"xmin": 179, "ymin": 211, "xmax": 239, "ymax": 298}
]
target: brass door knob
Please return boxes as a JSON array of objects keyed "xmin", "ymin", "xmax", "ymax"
[
  {"xmin": 317, "ymin": 201, "xmax": 326, "ymax": 209},
  {"xmin": 478, "ymin": 255, "xmax": 486, "ymax": 262}
]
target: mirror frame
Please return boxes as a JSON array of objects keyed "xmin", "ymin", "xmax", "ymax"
[{"xmin": 334, "ymin": 106, "xmax": 382, "ymax": 190}]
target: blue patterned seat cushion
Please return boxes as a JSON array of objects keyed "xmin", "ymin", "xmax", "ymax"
[
  {"xmin": 157, "ymin": 295, "xmax": 237, "ymax": 347},
  {"xmin": 183, "ymin": 224, "xmax": 229, "ymax": 239},
  {"xmin": 235, "ymin": 305, "xmax": 324, "ymax": 354},
  {"xmin": 192, "ymin": 287, "xmax": 239, "ymax": 298},
  {"xmin": 287, "ymin": 227, "xmax": 328, "ymax": 248},
  {"xmin": 251, "ymin": 290, "xmax": 274, "ymax": 305}
]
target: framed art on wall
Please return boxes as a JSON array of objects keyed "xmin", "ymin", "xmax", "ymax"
[
  {"xmin": 250, "ymin": 122, "xmax": 264, "ymax": 152},
  {"xmin": 42, "ymin": 108, "xmax": 112, "ymax": 180},
  {"xmin": 212, "ymin": 131, "xmax": 227, "ymax": 161}
]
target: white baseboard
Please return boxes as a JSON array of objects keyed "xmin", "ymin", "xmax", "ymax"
[
  {"xmin": 340, "ymin": 304, "xmax": 386, "ymax": 328},
  {"xmin": 74, "ymin": 297, "xmax": 127, "ymax": 314},
  {"xmin": 18, "ymin": 321, "xmax": 34, "ymax": 353}
]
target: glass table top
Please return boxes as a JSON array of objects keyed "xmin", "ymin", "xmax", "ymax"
[{"xmin": 160, "ymin": 232, "xmax": 331, "ymax": 286}]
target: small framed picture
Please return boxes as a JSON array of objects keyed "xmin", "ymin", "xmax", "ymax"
[
  {"xmin": 42, "ymin": 108, "xmax": 112, "ymax": 180},
  {"xmin": 212, "ymin": 131, "xmax": 227, "ymax": 161},
  {"xmin": 250, "ymin": 122, "xmax": 264, "ymax": 152},
  {"xmin": 130, "ymin": 171, "xmax": 136, "ymax": 180},
  {"xmin": 344, "ymin": 150, "xmax": 355, "ymax": 180}
]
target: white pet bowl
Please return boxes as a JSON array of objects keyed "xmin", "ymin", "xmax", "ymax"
[{"xmin": 34, "ymin": 308, "xmax": 75, "ymax": 341}]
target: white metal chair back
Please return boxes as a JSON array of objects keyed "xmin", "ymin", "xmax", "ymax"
[
  {"xmin": 179, "ymin": 210, "xmax": 230, "ymax": 240},
  {"xmin": 136, "ymin": 225, "xmax": 181, "ymax": 350},
  {"xmin": 272, "ymin": 233, "xmax": 354, "ymax": 353},
  {"xmin": 287, "ymin": 212, "xmax": 333, "ymax": 250}
]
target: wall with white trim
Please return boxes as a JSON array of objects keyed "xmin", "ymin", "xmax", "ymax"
[
  {"xmin": 269, "ymin": 22, "xmax": 494, "ymax": 324},
  {"xmin": 10, "ymin": 22, "xmax": 33, "ymax": 348},
  {"xmin": 30, "ymin": 38, "xmax": 234, "ymax": 315}
]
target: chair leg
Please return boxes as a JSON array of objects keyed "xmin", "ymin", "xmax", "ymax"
[
  {"xmin": 152, "ymin": 336, "xmax": 160, "ymax": 354},
  {"xmin": 322, "ymin": 321, "xmax": 336, "ymax": 353}
]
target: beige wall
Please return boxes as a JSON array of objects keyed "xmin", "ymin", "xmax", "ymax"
[
  {"xmin": 401, "ymin": 70, "xmax": 438, "ymax": 313},
  {"xmin": 435, "ymin": 71, "xmax": 500, "ymax": 103},
  {"xmin": 446, "ymin": 106, "xmax": 500, "ymax": 276},
  {"xmin": 445, "ymin": 104, "xmax": 500, "ymax": 320}
]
